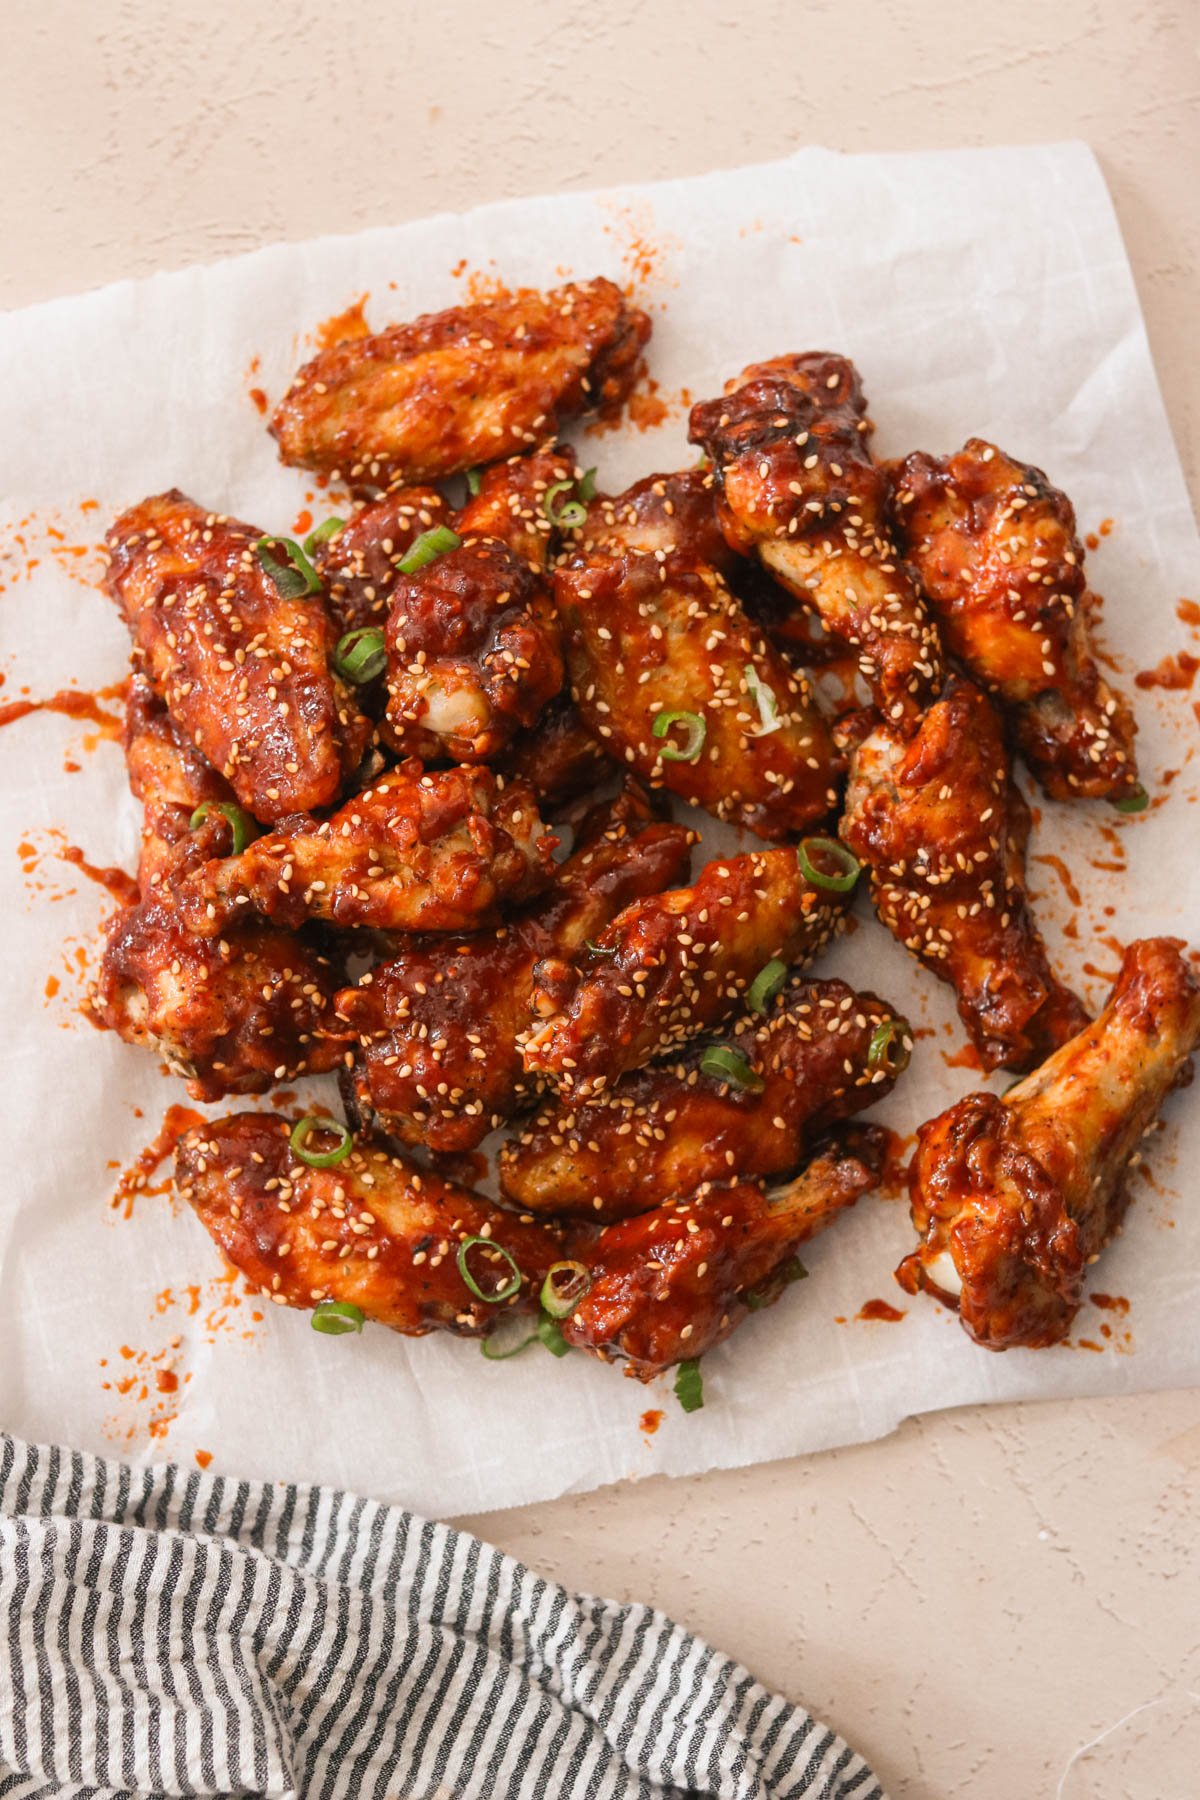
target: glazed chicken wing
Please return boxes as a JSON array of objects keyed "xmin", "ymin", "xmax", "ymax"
[
  {"xmin": 311, "ymin": 486, "xmax": 449, "ymax": 634},
  {"xmin": 890, "ymin": 439, "xmax": 1139, "ymax": 801},
  {"xmin": 689, "ymin": 354, "xmax": 943, "ymax": 726},
  {"xmin": 561, "ymin": 1128, "xmax": 885, "ymax": 1378},
  {"xmin": 123, "ymin": 674, "xmax": 233, "ymax": 888},
  {"xmin": 335, "ymin": 787, "xmax": 694, "ymax": 1151},
  {"xmin": 501, "ymin": 976, "xmax": 908, "ymax": 1220},
  {"xmin": 841, "ymin": 677, "xmax": 1087, "ymax": 1071},
  {"xmin": 898, "ymin": 938, "xmax": 1200, "ymax": 1348},
  {"xmin": 178, "ymin": 762, "xmax": 554, "ymax": 938},
  {"xmin": 270, "ymin": 279, "xmax": 651, "ymax": 491},
  {"xmin": 106, "ymin": 491, "xmax": 371, "ymax": 822},
  {"xmin": 579, "ymin": 468, "xmax": 739, "ymax": 575},
  {"xmin": 451, "ymin": 443, "xmax": 576, "ymax": 564},
  {"xmin": 521, "ymin": 845, "xmax": 851, "ymax": 1097},
  {"xmin": 499, "ymin": 697, "xmax": 614, "ymax": 815},
  {"xmin": 176, "ymin": 1112, "xmax": 562, "ymax": 1338}
]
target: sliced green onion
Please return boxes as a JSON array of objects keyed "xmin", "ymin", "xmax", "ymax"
[
  {"xmin": 311, "ymin": 1299, "xmax": 365, "ymax": 1335},
  {"xmin": 456, "ymin": 1235, "xmax": 522, "ymax": 1304},
  {"xmin": 744, "ymin": 664, "xmax": 782, "ymax": 736},
  {"xmin": 302, "ymin": 516, "xmax": 345, "ymax": 557},
  {"xmin": 674, "ymin": 1359, "xmax": 704, "ymax": 1412},
  {"xmin": 1112, "ymin": 784, "xmax": 1149, "ymax": 814},
  {"xmin": 797, "ymin": 835, "xmax": 861, "ymax": 894},
  {"xmin": 188, "ymin": 800, "xmax": 258, "ymax": 857},
  {"xmin": 540, "ymin": 1260, "xmax": 592, "ymax": 1320},
  {"xmin": 746, "ymin": 958, "xmax": 788, "ymax": 1014},
  {"xmin": 290, "ymin": 1116, "xmax": 354, "ymax": 1168},
  {"xmin": 868, "ymin": 1018, "xmax": 912, "ymax": 1077},
  {"xmin": 652, "ymin": 709, "xmax": 706, "ymax": 762},
  {"xmin": 333, "ymin": 626, "xmax": 387, "ymax": 684},
  {"xmin": 543, "ymin": 479, "xmax": 586, "ymax": 530},
  {"xmin": 465, "ymin": 467, "xmax": 483, "ymax": 497},
  {"xmin": 584, "ymin": 938, "xmax": 617, "ymax": 958},
  {"xmin": 700, "ymin": 1045, "xmax": 764, "ymax": 1093},
  {"xmin": 537, "ymin": 1313, "xmax": 571, "ymax": 1357},
  {"xmin": 397, "ymin": 525, "xmax": 461, "ymax": 574},
  {"xmin": 480, "ymin": 1323, "xmax": 538, "ymax": 1360},
  {"xmin": 578, "ymin": 467, "xmax": 598, "ymax": 502},
  {"xmin": 746, "ymin": 1257, "xmax": 808, "ymax": 1311},
  {"xmin": 255, "ymin": 535, "xmax": 322, "ymax": 598}
]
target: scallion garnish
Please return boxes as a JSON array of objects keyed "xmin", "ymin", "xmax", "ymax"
[
  {"xmin": 797, "ymin": 835, "xmax": 861, "ymax": 894},
  {"xmin": 542, "ymin": 479, "xmax": 587, "ymax": 530},
  {"xmin": 746, "ymin": 958, "xmax": 788, "ymax": 1014},
  {"xmin": 653, "ymin": 709, "xmax": 706, "ymax": 762},
  {"xmin": 480, "ymin": 1323, "xmax": 538, "ymax": 1360},
  {"xmin": 537, "ymin": 1313, "xmax": 571, "ymax": 1357},
  {"xmin": 744, "ymin": 664, "xmax": 782, "ymax": 735},
  {"xmin": 302, "ymin": 516, "xmax": 345, "ymax": 557},
  {"xmin": 333, "ymin": 626, "xmax": 387, "ymax": 684},
  {"xmin": 746, "ymin": 1257, "xmax": 808, "ymax": 1311},
  {"xmin": 311, "ymin": 1299, "xmax": 365, "ymax": 1335},
  {"xmin": 585, "ymin": 939, "xmax": 618, "ymax": 957},
  {"xmin": 188, "ymin": 800, "xmax": 258, "ymax": 856},
  {"xmin": 255, "ymin": 535, "xmax": 323, "ymax": 599},
  {"xmin": 540, "ymin": 1260, "xmax": 592, "ymax": 1320},
  {"xmin": 290, "ymin": 1116, "xmax": 354, "ymax": 1168},
  {"xmin": 456, "ymin": 1236, "xmax": 522, "ymax": 1304},
  {"xmin": 700, "ymin": 1045, "xmax": 764, "ymax": 1093},
  {"xmin": 398, "ymin": 525, "xmax": 461, "ymax": 574},
  {"xmin": 674, "ymin": 1359, "xmax": 704, "ymax": 1412},
  {"xmin": 867, "ymin": 1018, "xmax": 912, "ymax": 1077},
  {"xmin": 1113, "ymin": 785, "xmax": 1149, "ymax": 814},
  {"xmin": 465, "ymin": 467, "xmax": 483, "ymax": 497},
  {"xmin": 578, "ymin": 467, "xmax": 598, "ymax": 501}
]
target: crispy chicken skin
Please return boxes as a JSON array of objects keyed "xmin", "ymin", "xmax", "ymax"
[
  {"xmin": 689, "ymin": 354, "xmax": 943, "ymax": 727},
  {"xmin": 554, "ymin": 545, "xmax": 838, "ymax": 838},
  {"xmin": 106, "ymin": 491, "xmax": 371, "ymax": 822},
  {"xmin": 520, "ymin": 846, "xmax": 850, "ymax": 1097},
  {"xmin": 890, "ymin": 440, "xmax": 1139, "ymax": 801},
  {"xmin": 270, "ymin": 279, "xmax": 651, "ymax": 491},
  {"xmin": 311, "ymin": 486, "xmax": 449, "ymax": 634},
  {"xmin": 841, "ymin": 677, "xmax": 1087, "ymax": 1071},
  {"xmin": 579, "ymin": 468, "xmax": 739, "ymax": 575},
  {"xmin": 175, "ymin": 1112, "xmax": 562, "ymax": 1337},
  {"xmin": 178, "ymin": 762, "xmax": 554, "ymax": 938},
  {"xmin": 500, "ymin": 977, "xmax": 907, "ymax": 1220},
  {"xmin": 123, "ymin": 674, "xmax": 233, "ymax": 888},
  {"xmin": 561, "ymin": 1128, "xmax": 885, "ymax": 1377},
  {"xmin": 335, "ymin": 788, "xmax": 695, "ymax": 1151},
  {"xmin": 898, "ymin": 938, "xmax": 1200, "ymax": 1348}
]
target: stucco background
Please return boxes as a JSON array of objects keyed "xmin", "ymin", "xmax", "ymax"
[{"xmin": 5, "ymin": 4, "xmax": 1198, "ymax": 1794}]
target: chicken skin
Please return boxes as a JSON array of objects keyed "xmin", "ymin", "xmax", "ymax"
[
  {"xmin": 501, "ymin": 976, "xmax": 908, "ymax": 1220},
  {"xmin": 335, "ymin": 787, "xmax": 695, "ymax": 1151},
  {"xmin": 898, "ymin": 938, "xmax": 1200, "ymax": 1348},
  {"xmin": 579, "ymin": 468, "xmax": 739, "ymax": 575},
  {"xmin": 521, "ymin": 845, "xmax": 852, "ymax": 1097},
  {"xmin": 689, "ymin": 354, "xmax": 943, "ymax": 727},
  {"xmin": 499, "ymin": 698, "xmax": 614, "ymax": 815},
  {"xmin": 561, "ymin": 1127, "xmax": 886, "ymax": 1378},
  {"xmin": 890, "ymin": 439, "xmax": 1140, "ymax": 801},
  {"xmin": 452, "ymin": 442, "xmax": 576, "ymax": 565},
  {"xmin": 106, "ymin": 490, "xmax": 371, "ymax": 822},
  {"xmin": 123, "ymin": 674, "xmax": 234, "ymax": 888},
  {"xmin": 270, "ymin": 279, "xmax": 651, "ymax": 491},
  {"xmin": 177, "ymin": 762, "xmax": 554, "ymax": 938},
  {"xmin": 176, "ymin": 1112, "xmax": 562, "ymax": 1338},
  {"xmin": 841, "ymin": 677, "xmax": 1087, "ymax": 1071},
  {"xmin": 311, "ymin": 486, "xmax": 449, "ymax": 634}
]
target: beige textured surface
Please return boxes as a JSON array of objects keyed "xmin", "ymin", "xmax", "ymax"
[{"xmin": 7, "ymin": 3, "xmax": 1199, "ymax": 1793}]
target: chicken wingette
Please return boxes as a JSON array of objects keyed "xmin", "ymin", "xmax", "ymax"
[{"xmin": 311, "ymin": 486, "xmax": 449, "ymax": 635}]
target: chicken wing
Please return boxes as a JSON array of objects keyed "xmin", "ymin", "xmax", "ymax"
[
  {"xmin": 890, "ymin": 439, "xmax": 1140, "ymax": 801},
  {"xmin": 501, "ymin": 976, "xmax": 908, "ymax": 1220},
  {"xmin": 689, "ymin": 354, "xmax": 943, "ymax": 726},
  {"xmin": 451, "ymin": 442, "xmax": 576, "ymax": 565},
  {"xmin": 579, "ymin": 467, "xmax": 739, "ymax": 575},
  {"xmin": 840, "ymin": 677, "xmax": 1087, "ymax": 1071},
  {"xmin": 105, "ymin": 491, "xmax": 371, "ymax": 822},
  {"xmin": 270, "ymin": 279, "xmax": 651, "ymax": 491},
  {"xmin": 175, "ymin": 1112, "xmax": 562, "ymax": 1338},
  {"xmin": 520, "ymin": 844, "xmax": 852, "ymax": 1097},
  {"xmin": 898, "ymin": 938, "xmax": 1200, "ymax": 1348},
  {"xmin": 336, "ymin": 787, "xmax": 695, "ymax": 1151},
  {"xmin": 123, "ymin": 674, "xmax": 233, "ymax": 888},
  {"xmin": 177, "ymin": 762, "xmax": 554, "ymax": 938},
  {"xmin": 499, "ymin": 697, "xmax": 614, "ymax": 815},
  {"xmin": 560, "ymin": 1127, "xmax": 885, "ymax": 1378},
  {"xmin": 311, "ymin": 486, "xmax": 449, "ymax": 634}
]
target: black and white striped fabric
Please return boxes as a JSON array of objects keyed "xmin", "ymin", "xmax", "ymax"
[{"xmin": 0, "ymin": 1435, "xmax": 883, "ymax": 1800}]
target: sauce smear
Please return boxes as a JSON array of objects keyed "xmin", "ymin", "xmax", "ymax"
[
  {"xmin": 0, "ymin": 684, "xmax": 125, "ymax": 739},
  {"xmin": 111, "ymin": 1105, "xmax": 206, "ymax": 1219},
  {"xmin": 857, "ymin": 1299, "xmax": 906, "ymax": 1323}
]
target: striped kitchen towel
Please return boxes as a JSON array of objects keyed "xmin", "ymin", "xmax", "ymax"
[{"xmin": 0, "ymin": 1435, "xmax": 884, "ymax": 1800}]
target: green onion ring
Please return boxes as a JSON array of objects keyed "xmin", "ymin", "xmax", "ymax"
[
  {"xmin": 700, "ymin": 1045, "xmax": 764, "ymax": 1093},
  {"xmin": 867, "ymin": 1018, "xmax": 912, "ymax": 1077},
  {"xmin": 542, "ymin": 479, "xmax": 587, "ymax": 530},
  {"xmin": 584, "ymin": 938, "xmax": 618, "ymax": 958},
  {"xmin": 480, "ymin": 1323, "xmax": 538, "ymax": 1360},
  {"xmin": 744, "ymin": 663, "xmax": 782, "ymax": 735},
  {"xmin": 674, "ymin": 1359, "xmax": 704, "ymax": 1412},
  {"xmin": 540, "ymin": 1260, "xmax": 592, "ymax": 1320},
  {"xmin": 311, "ymin": 1299, "xmax": 365, "ymax": 1335},
  {"xmin": 255, "ymin": 535, "xmax": 323, "ymax": 598},
  {"xmin": 397, "ymin": 525, "xmax": 461, "ymax": 574},
  {"xmin": 302, "ymin": 516, "xmax": 345, "ymax": 557},
  {"xmin": 465, "ymin": 467, "xmax": 483, "ymax": 497},
  {"xmin": 456, "ymin": 1235, "xmax": 522, "ymax": 1304},
  {"xmin": 1112, "ymin": 784, "xmax": 1149, "ymax": 814},
  {"xmin": 188, "ymin": 800, "xmax": 258, "ymax": 857},
  {"xmin": 652, "ymin": 709, "xmax": 706, "ymax": 762},
  {"xmin": 333, "ymin": 626, "xmax": 387, "ymax": 684},
  {"xmin": 797, "ymin": 835, "xmax": 861, "ymax": 893},
  {"xmin": 290, "ymin": 1116, "xmax": 354, "ymax": 1168},
  {"xmin": 746, "ymin": 958, "xmax": 788, "ymax": 1014},
  {"xmin": 537, "ymin": 1313, "xmax": 571, "ymax": 1357}
]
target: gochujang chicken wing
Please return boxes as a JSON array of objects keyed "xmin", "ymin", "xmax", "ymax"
[
  {"xmin": 311, "ymin": 486, "xmax": 449, "ymax": 634},
  {"xmin": 899, "ymin": 938, "xmax": 1200, "ymax": 1348},
  {"xmin": 890, "ymin": 439, "xmax": 1140, "ymax": 801},
  {"xmin": 123, "ymin": 674, "xmax": 233, "ymax": 889},
  {"xmin": 336, "ymin": 787, "xmax": 694, "ymax": 1151},
  {"xmin": 270, "ymin": 278, "xmax": 651, "ymax": 491},
  {"xmin": 689, "ymin": 354, "xmax": 943, "ymax": 726},
  {"xmin": 106, "ymin": 491, "xmax": 370, "ymax": 821},
  {"xmin": 499, "ymin": 697, "xmax": 614, "ymax": 815},
  {"xmin": 501, "ymin": 976, "xmax": 908, "ymax": 1220},
  {"xmin": 579, "ymin": 468, "xmax": 738, "ymax": 575}
]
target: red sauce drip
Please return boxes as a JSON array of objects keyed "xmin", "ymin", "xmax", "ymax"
[
  {"xmin": 856, "ymin": 1299, "xmax": 905, "ymax": 1323},
  {"xmin": 0, "ymin": 683, "xmax": 125, "ymax": 738},
  {"xmin": 1177, "ymin": 599, "xmax": 1200, "ymax": 629},
  {"xmin": 639, "ymin": 1408, "xmax": 664, "ymax": 1436},
  {"xmin": 942, "ymin": 1042, "xmax": 984, "ymax": 1071},
  {"xmin": 1031, "ymin": 853, "xmax": 1083, "ymax": 909},
  {"xmin": 315, "ymin": 296, "xmax": 370, "ymax": 350},
  {"xmin": 111, "ymin": 1105, "xmax": 207, "ymax": 1219},
  {"xmin": 195, "ymin": 1449, "xmax": 213, "ymax": 1469},
  {"xmin": 248, "ymin": 387, "xmax": 268, "ymax": 415},
  {"xmin": 1090, "ymin": 1292, "xmax": 1130, "ymax": 1314},
  {"xmin": 155, "ymin": 1369, "xmax": 178, "ymax": 1394},
  {"xmin": 1136, "ymin": 651, "xmax": 1199, "ymax": 692},
  {"xmin": 876, "ymin": 1127, "xmax": 914, "ymax": 1201},
  {"xmin": 58, "ymin": 844, "xmax": 138, "ymax": 907}
]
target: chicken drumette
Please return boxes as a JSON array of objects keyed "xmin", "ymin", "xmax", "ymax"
[
  {"xmin": 840, "ymin": 677, "xmax": 1087, "ymax": 1071},
  {"xmin": 578, "ymin": 467, "xmax": 739, "ymax": 575},
  {"xmin": 311, "ymin": 486, "xmax": 449, "ymax": 634},
  {"xmin": 123, "ymin": 674, "xmax": 233, "ymax": 888},
  {"xmin": 270, "ymin": 279, "xmax": 650, "ymax": 491},
  {"xmin": 899, "ymin": 937, "xmax": 1200, "ymax": 1348},
  {"xmin": 889, "ymin": 439, "xmax": 1140, "ymax": 802},
  {"xmin": 501, "ymin": 976, "xmax": 908, "ymax": 1220}
]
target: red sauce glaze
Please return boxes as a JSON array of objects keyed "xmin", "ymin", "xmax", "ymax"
[
  {"xmin": 0, "ymin": 683, "xmax": 125, "ymax": 738},
  {"xmin": 111, "ymin": 1104, "xmax": 207, "ymax": 1219},
  {"xmin": 639, "ymin": 1409, "xmax": 664, "ymax": 1436},
  {"xmin": 1135, "ymin": 652, "xmax": 1199, "ymax": 692},
  {"xmin": 59, "ymin": 845, "xmax": 138, "ymax": 907},
  {"xmin": 857, "ymin": 1299, "xmax": 905, "ymax": 1323}
]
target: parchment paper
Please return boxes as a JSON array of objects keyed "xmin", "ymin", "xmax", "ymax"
[{"xmin": 1, "ymin": 142, "xmax": 1197, "ymax": 1517}]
